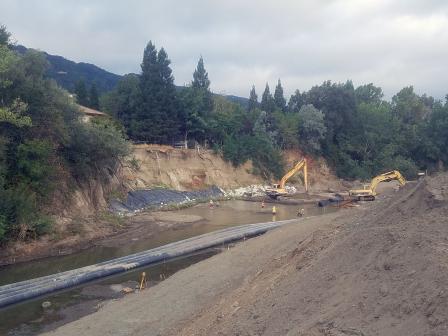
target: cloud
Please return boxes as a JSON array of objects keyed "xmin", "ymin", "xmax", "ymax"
[{"xmin": 1, "ymin": 0, "xmax": 448, "ymax": 99}]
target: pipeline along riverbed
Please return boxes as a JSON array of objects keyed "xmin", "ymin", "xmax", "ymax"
[{"xmin": 0, "ymin": 200, "xmax": 335, "ymax": 335}]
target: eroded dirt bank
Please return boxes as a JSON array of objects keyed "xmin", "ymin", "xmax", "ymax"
[
  {"xmin": 42, "ymin": 174, "xmax": 448, "ymax": 336},
  {"xmin": 1, "ymin": 145, "xmax": 343, "ymax": 265}
]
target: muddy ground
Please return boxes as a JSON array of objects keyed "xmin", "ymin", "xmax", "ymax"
[{"xmin": 41, "ymin": 174, "xmax": 448, "ymax": 336}]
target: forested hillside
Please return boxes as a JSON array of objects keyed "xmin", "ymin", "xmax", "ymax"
[
  {"xmin": 0, "ymin": 26, "xmax": 128, "ymax": 243},
  {"xmin": 13, "ymin": 45, "xmax": 121, "ymax": 94},
  {"xmin": 102, "ymin": 41, "xmax": 448, "ymax": 181}
]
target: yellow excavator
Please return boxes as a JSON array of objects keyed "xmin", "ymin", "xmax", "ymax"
[
  {"xmin": 266, "ymin": 158, "xmax": 308, "ymax": 199},
  {"xmin": 349, "ymin": 170, "xmax": 406, "ymax": 201}
]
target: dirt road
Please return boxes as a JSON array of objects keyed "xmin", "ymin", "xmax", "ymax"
[{"xmin": 43, "ymin": 174, "xmax": 448, "ymax": 336}]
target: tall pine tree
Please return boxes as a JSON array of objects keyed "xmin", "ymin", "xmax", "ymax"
[
  {"xmin": 179, "ymin": 56, "xmax": 214, "ymax": 144},
  {"xmin": 192, "ymin": 56, "xmax": 210, "ymax": 89},
  {"xmin": 261, "ymin": 83, "xmax": 275, "ymax": 113},
  {"xmin": 274, "ymin": 79, "xmax": 286, "ymax": 112},
  {"xmin": 133, "ymin": 41, "xmax": 179, "ymax": 143},
  {"xmin": 157, "ymin": 47, "xmax": 180, "ymax": 141},
  {"xmin": 248, "ymin": 85, "xmax": 258, "ymax": 111}
]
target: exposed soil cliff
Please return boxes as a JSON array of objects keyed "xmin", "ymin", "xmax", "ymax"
[{"xmin": 124, "ymin": 144, "xmax": 262, "ymax": 191}]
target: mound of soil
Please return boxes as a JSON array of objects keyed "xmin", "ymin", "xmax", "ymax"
[{"xmin": 180, "ymin": 176, "xmax": 448, "ymax": 336}]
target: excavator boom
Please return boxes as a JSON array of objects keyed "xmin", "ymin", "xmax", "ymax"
[
  {"xmin": 279, "ymin": 159, "xmax": 308, "ymax": 190},
  {"xmin": 266, "ymin": 158, "xmax": 308, "ymax": 199}
]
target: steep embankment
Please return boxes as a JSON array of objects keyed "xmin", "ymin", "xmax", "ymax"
[
  {"xmin": 64, "ymin": 144, "xmax": 263, "ymax": 217},
  {"xmin": 68, "ymin": 145, "xmax": 344, "ymax": 216},
  {"xmin": 125, "ymin": 144, "xmax": 262, "ymax": 191},
  {"xmin": 0, "ymin": 145, "xmax": 342, "ymax": 265},
  {"xmin": 43, "ymin": 174, "xmax": 448, "ymax": 336},
  {"xmin": 0, "ymin": 146, "xmax": 262, "ymax": 264}
]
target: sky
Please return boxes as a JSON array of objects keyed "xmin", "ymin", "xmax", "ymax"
[{"xmin": 1, "ymin": 0, "xmax": 448, "ymax": 99}]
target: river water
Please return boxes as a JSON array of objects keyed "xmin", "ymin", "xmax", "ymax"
[{"xmin": 0, "ymin": 200, "xmax": 333, "ymax": 335}]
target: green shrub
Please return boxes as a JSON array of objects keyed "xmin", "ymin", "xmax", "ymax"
[{"xmin": 63, "ymin": 118, "xmax": 130, "ymax": 179}]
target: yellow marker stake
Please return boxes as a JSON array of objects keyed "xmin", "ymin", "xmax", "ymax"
[{"xmin": 139, "ymin": 272, "xmax": 147, "ymax": 290}]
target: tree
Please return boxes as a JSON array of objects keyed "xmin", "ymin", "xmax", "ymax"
[
  {"xmin": 133, "ymin": 42, "xmax": 180, "ymax": 143},
  {"xmin": 297, "ymin": 104, "xmax": 326, "ymax": 154},
  {"xmin": 0, "ymin": 24, "xmax": 129, "ymax": 243},
  {"xmin": 192, "ymin": 56, "xmax": 210, "ymax": 89},
  {"xmin": 305, "ymin": 80, "xmax": 357, "ymax": 153},
  {"xmin": 424, "ymin": 102, "xmax": 448, "ymax": 166},
  {"xmin": 191, "ymin": 56, "xmax": 213, "ymax": 118},
  {"xmin": 179, "ymin": 87, "xmax": 208, "ymax": 143},
  {"xmin": 355, "ymin": 83, "xmax": 383, "ymax": 105},
  {"xmin": 0, "ymin": 43, "xmax": 31, "ymax": 128},
  {"xmin": 179, "ymin": 57, "xmax": 214, "ymax": 144},
  {"xmin": 89, "ymin": 83, "xmax": 99, "ymax": 110},
  {"xmin": 273, "ymin": 111, "xmax": 299, "ymax": 149},
  {"xmin": 247, "ymin": 85, "xmax": 258, "ymax": 112},
  {"xmin": 101, "ymin": 74, "xmax": 140, "ymax": 133},
  {"xmin": 287, "ymin": 89, "xmax": 305, "ymax": 113},
  {"xmin": 274, "ymin": 79, "xmax": 286, "ymax": 112},
  {"xmin": 392, "ymin": 86, "xmax": 429, "ymax": 124},
  {"xmin": 261, "ymin": 83, "xmax": 275, "ymax": 113},
  {"xmin": 74, "ymin": 79, "xmax": 89, "ymax": 106},
  {"xmin": 0, "ymin": 24, "xmax": 11, "ymax": 47}
]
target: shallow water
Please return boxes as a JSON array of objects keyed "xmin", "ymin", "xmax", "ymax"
[{"xmin": 0, "ymin": 200, "xmax": 334, "ymax": 335}]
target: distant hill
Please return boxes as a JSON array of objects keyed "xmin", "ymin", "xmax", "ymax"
[
  {"xmin": 12, "ymin": 45, "xmax": 249, "ymax": 107},
  {"xmin": 224, "ymin": 95, "xmax": 249, "ymax": 108},
  {"xmin": 13, "ymin": 45, "xmax": 121, "ymax": 94}
]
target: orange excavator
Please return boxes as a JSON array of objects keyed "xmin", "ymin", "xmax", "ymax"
[{"xmin": 266, "ymin": 158, "xmax": 308, "ymax": 199}]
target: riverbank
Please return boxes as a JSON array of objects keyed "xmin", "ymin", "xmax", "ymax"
[
  {"xmin": 0, "ymin": 205, "xmax": 214, "ymax": 266},
  {"xmin": 0, "ymin": 184, "xmax": 333, "ymax": 266},
  {"xmin": 42, "ymin": 174, "xmax": 448, "ymax": 336},
  {"xmin": 0, "ymin": 186, "xmax": 228, "ymax": 266}
]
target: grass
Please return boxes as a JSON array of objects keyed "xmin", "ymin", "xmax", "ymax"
[{"xmin": 98, "ymin": 211, "xmax": 126, "ymax": 229}]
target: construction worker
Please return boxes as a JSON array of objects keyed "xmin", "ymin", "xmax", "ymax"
[
  {"xmin": 297, "ymin": 208, "xmax": 305, "ymax": 217},
  {"xmin": 209, "ymin": 199, "xmax": 214, "ymax": 209},
  {"xmin": 272, "ymin": 206, "xmax": 277, "ymax": 214},
  {"xmin": 261, "ymin": 200, "xmax": 265, "ymax": 208}
]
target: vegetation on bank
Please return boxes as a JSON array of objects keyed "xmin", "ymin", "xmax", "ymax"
[
  {"xmin": 0, "ymin": 26, "xmax": 129, "ymax": 243},
  {"xmin": 101, "ymin": 41, "xmax": 448, "ymax": 181},
  {"xmin": 1, "ymin": 22, "xmax": 448, "ymax": 245}
]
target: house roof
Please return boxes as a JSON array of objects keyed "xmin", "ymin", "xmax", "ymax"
[{"xmin": 77, "ymin": 105, "xmax": 107, "ymax": 116}]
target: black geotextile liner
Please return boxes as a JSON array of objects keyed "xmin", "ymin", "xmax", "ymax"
[{"xmin": 109, "ymin": 186, "xmax": 224, "ymax": 212}]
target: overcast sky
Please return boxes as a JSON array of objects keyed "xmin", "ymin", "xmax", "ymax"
[{"xmin": 1, "ymin": 0, "xmax": 447, "ymax": 99}]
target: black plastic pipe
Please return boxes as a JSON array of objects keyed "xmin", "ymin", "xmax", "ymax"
[{"xmin": 0, "ymin": 218, "xmax": 300, "ymax": 308}]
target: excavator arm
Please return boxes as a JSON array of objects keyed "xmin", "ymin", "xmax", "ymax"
[
  {"xmin": 279, "ymin": 159, "xmax": 308, "ymax": 190},
  {"xmin": 266, "ymin": 158, "xmax": 308, "ymax": 199},
  {"xmin": 369, "ymin": 170, "xmax": 406, "ymax": 195}
]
